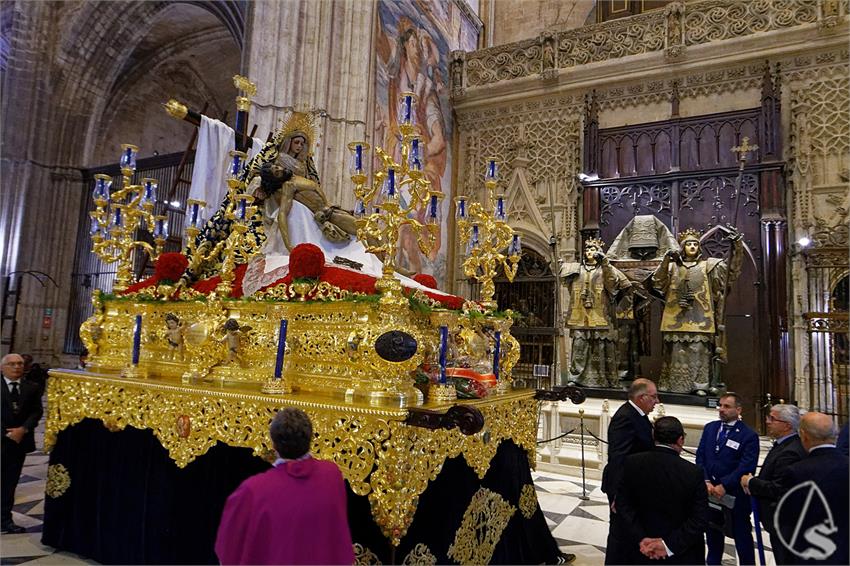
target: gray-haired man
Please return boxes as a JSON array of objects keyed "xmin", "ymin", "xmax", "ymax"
[{"xmin": 741, "ymin": 404, "xmax": 806, "ymax": 564}]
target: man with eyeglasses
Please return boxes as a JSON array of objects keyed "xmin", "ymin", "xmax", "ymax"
[
  {"xmin": 740, "ymin": 404, "xmax": 806, "ymax": 564},
  {"xmin": 696, "ymin": 392, "xmax": 759, "ymax": 565},
  {"xmin": 1, "ymin": 353, "xmax": 43, "ymax": 534},
  {"xmin": 603, "ymin": 378, "xmax": 659, "ymax": 564}
]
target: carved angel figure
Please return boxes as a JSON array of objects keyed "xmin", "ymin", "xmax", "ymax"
[{"xmin": 164, "ymin": 313, "xmax": 185, "ymax": 361}]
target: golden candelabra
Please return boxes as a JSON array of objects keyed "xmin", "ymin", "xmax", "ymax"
[
  {"xmin": 348, "ymin": 92, "xmax": 444, "ymax": 308},
  {"xmin": 456, "ymin": 158, "xmax": 521, "ymax": 310},
  {"xmin": 183, "ymin": 150, "xmax": 260, "ymax": 297},
  {"xmin": 89, "ymin": 144, "xmax": 167, "ymax": 292}
]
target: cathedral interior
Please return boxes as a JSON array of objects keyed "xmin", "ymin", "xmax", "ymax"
[{"xmin": 0, "ymin": 0, "xmax": 848, "ymax": 564}]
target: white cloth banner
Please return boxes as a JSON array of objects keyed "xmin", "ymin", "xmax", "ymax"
[{"xmin": 188, "ymin": 116, "xmax": 263, "ymax": 224}]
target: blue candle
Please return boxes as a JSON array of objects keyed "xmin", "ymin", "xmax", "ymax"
[
  {"xmin": 131, "ymin": 314, "xmax": 142, "ymax": 366},
  {"xmin": 274, "ymin": 319, "xmax": 288, "ymax": 379},
  {"xmin": 154, "ymin": 217, "xmax": 168, "ymax": 239},
  {"xmin": 456, "ymin": 197, "xmax": 466, "ymax": 219},
  {"xmin": 429, "ymin": 195, "xmax": 438, "ymax": 219},
  {"xmin": 238, "ymin": 197, "xmax": 247, "ymax": 221},
  {"xmin": 471, "ymin": 224, "xmax": 480, "ymax": 248},
  {"xmin": 402, "ymin": 95, "xmax": 412, "ymax": 123},
  {"xmin": 113, "ymin": 207, "xmax": 123, "ymax": 228},
  {"xmin": 509, "ymin": 234, "xmax": 522, "ymax": 255},
  {"xmin": 495, "ymin": 196, "xmax": 505, "ymax": 221},
  {"xmin": 385, "ymin": 168, "xmax": 396, "ymax": 198},
  {"xmin": 409, "ymin": 138, "xmax": 422, "ymax": 171},
  {"xmin": 438, "ymin": 326, "xmax": 448, "ymax": 385},
  {"xmin": 486, "ymin": 159, "xmax": 498, "ymax": 181},
  {"xmin": 142, "ymin": 179, "xmax": 157, "ymax": 204},
  {"xmin": 230, "ymin": 154, "xmax": 242, "ymax": 177},
  {"xmin": 355, "ymin": 144, "xmax": 363, "ymax": 171},
  {"xmin": 493, "ymin": 330, "xmax": 501, "ymax": 380},
  {"xmin": 189, "ymin": 202, "xmax": 199, "ymax": 226}
]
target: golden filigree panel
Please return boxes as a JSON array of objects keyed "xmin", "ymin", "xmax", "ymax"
[
  {"xmin": 519, "ymin": 483, "xmax": 539, "ymax": 519},
  {"xmin": 45, "ymin": 371, "xmax": 538, "ymax": 547},
  {"xmin": 447, "ymin": 488, "xmax": 516, "ymax": 565},
  {"xmin": 46, "ymin": 464, "xmax": 71, "ymax": 499}
]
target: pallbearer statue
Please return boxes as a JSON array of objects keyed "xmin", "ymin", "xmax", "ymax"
[
  {"xmin": 649, "ymin": 227, "xmax": 744, "ymax": 394},
  {"xmin": 560, "ymin": 238, "xmax": 631, "ymax": 387}
]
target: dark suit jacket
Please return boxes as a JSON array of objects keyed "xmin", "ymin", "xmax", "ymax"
[
  {"xmin": 602, "ymin": 401, "xmax": 653, "ymax": 498},
  {"xmin": 1, "ymin": 378, "xmax": 43, "ymax": 453},
  {"xmin": 747, "ymin": 434, "xmax": 806, "ymax": 533},
  {"xmin": 837, "ymin": 423, "xmax": 849, "ymax": 456},
  {"xmin": 616, "ymin": 446, "xmax": 709, "ymax": 564},
  {"xmin": 695, "ymin": 419, "xmax": 759, "ymax": 499},
  {"xmin": 774, "ymin": 447, "xmax": 849, "ymax": 565}
]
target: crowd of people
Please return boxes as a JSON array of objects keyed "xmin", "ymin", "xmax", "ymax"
[
  {"xmin": 4, "ymin": 352, "xmax": 849, "ymax": 564},
  {"xmin": 603, "ymin": 379, "xmax": 849, "ymax": 566}
]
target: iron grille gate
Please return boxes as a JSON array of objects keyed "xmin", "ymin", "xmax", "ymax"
[
  {"xmin": 64, "ymin": 152, "xmax": 193, "ymax": 354},
  {"xmin": 803, "ymin": 247, "xmax": 849, "ymax": 423}
]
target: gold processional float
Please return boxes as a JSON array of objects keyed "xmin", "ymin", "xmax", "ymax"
[{"xmin": 47, "ymin": 76, "xmax": 584, "ymax": 546}]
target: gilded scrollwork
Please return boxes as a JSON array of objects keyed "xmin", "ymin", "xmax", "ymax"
[
  {"xmin": 45, "ymin": 371, "xmax": 539, "ymax": 548},
  {"xmin": 353, "ymin": 544, "xmax": 383, "ymax": 565},
  {"xmin": 518, "ymin": 483, "xmax": 539, "ymax": 519},
  {"xmin": 446, "ymin": 488, "xmax": 516, "ymax": 565},
  {"xmin": 401, "ymin": 543, "xmax": 437, "ymax": 565},
  {"xmin": 46, "ymin": 464, "xmax": 71, "ymax": 499}
]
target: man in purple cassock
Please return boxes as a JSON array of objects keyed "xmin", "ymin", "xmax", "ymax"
[{"xmin": 215, "ymin": 407, "xmax": 355, "ymax": 565}]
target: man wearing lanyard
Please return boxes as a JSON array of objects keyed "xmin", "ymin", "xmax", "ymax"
[{"xmin": 696, "ymin": 392, "xmax": 759, "ymax": 565}]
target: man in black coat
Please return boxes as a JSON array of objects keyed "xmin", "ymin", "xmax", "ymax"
[
  {"xmin": 1, "ymin": 353, "xmax": 43, "ymax": 533},
  {"xmin": 773, "ymin": 412, "xmax": 848, "ymax": 565},
  {"xmin": 615, "ymin": 416, "xmax": 709, "ymax": 564},
  {"xmin": 740, "ymin": 403, "xmax": 807, "ymax": 564},
  {"xmin": 602, "ymin": 378, "xmax": 659, "ymax": 564}
]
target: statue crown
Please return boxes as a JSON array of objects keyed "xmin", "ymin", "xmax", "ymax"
[
  {"xmin": 275, "ymin": 111, "xmax": 318, "ymax": 154},
  {"xmin": 585, "ymin": 237, "xmax": 605, "ymax": 250},
  {"xmin": 677, "ymin": 228, "xmax": 702, "ymax": 244}
]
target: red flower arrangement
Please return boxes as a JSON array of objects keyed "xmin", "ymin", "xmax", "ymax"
[
  {"xmin": 412, "ymin": 273, "xmax": 438, "ymax": 289},
  {"xmin": 122, "ymin": 252, "xmax": 189, "ymax": 294},
  {"xmin": 289, "ymin": 244, "xmax": 325, "ymax": 279},
  {"xmin": 155, "ymin": 253, "xmax": 189, "ymax": 282},
  {"xmin": 192, "ymin": 263, "xmax": 249, "ymax": 297}
]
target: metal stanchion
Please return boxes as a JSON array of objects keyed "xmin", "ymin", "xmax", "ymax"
[{"xmin": 578, "ymin": 408, "xmax": 589, "ymax": 501}]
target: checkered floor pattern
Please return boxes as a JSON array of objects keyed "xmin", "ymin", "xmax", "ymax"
[{"xmin": 1, "ymin": 417, "xmax": 774, "ymax": 565}]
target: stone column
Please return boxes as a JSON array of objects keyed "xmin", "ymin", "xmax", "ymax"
[{"xmin": 244, "ymin": 0, "xmax": 376, "ymax": 209}]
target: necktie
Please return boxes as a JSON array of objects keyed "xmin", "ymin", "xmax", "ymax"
[
  {"xmin": 9, "ymin": 381, "xmax": 20, "ymax": 413},
  {"xmin": 716, "ymin": 423, "xmax": 732, "ymax": 452}
]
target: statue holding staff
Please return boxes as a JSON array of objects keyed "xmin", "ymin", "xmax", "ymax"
[
  {"xmin": 560, "ymin": 238, "xmax": 632, "ymax": 388},
  {"xmin": 649, "ymin": 227, "xmax": 744, "ymax": 394}
]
